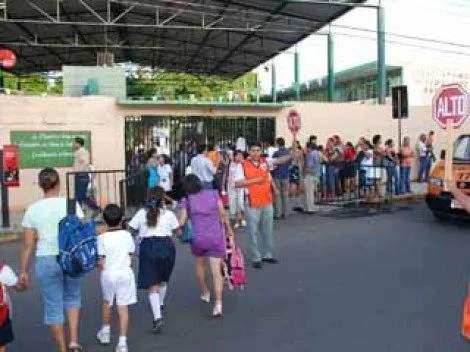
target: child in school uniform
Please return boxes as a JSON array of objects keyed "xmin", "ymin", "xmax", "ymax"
[
  {"xmin": 96, "ymin": 204, "xmax": 136, "ymax": 352},
  {"xmin": 128, "ymin": 186, "xmax": 179, "ymax": 333},
  {"xmin": 0, "ymin": 263, "xmax": 25, "ymax": 352}
]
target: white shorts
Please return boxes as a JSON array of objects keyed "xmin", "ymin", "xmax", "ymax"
[
  {"xmin": 228, "ymin": 187, "xmax": 245, "ymax": 216},
  {"xmin": 101, "ymin": 269, "xmax": 137, "ymax": 306}
]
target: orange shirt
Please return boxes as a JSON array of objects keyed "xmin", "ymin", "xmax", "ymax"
[
  {"xmin": 242, "ymin": 158, "xmax": 272, "ymax": 208},
  {"xmin": 206, "ymin": 151, "xmax": 218, "ymax": 166}
]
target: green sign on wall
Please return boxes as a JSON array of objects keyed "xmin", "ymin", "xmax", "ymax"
[{"xmin": 10, "ymin": 131, "xmax": 91, "ymax": 169}]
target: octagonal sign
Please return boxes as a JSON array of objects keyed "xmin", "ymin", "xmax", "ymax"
[{"xmin": 432, "ymin": 83, "xmax": 470, "ymax": 129}]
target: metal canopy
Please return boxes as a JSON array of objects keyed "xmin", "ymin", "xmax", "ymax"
[{"xmin": 0, "ymin": 0, "xmax": 367, "ymax": 76}]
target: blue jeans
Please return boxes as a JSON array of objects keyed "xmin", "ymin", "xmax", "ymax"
[
  {"xmin": 418, "ymin": 157, "xmax": 428, "ymax": 182},
  {"xmin": 245, "ymin": 204, "xmax": 274, "ymax": 262},
  {"xmin": 386, "ymin": 164, "xmax": 400, "ymax": 195},
  {"xmin": 399, "ymin": 166, "xmax": 411, "ymax": 194},
  {"xmin": 35, "ymin": 256, "xmax": 82, "ymax": 325},
  {"xmin": 74, "ymin": 173, "xmax": 100, "ymax": 211}
]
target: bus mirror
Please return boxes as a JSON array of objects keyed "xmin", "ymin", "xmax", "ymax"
[{"xmin": 440, "ymin": 150, "xmax": 446, "ymax": 160}]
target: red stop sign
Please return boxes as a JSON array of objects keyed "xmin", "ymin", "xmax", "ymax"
[
  {"xmin": 432, "ymin": 83, "xmax": 470, "ymax": 129},
  {"xmin": 0, "ymin": 48, "xmax": 16, "ymax": 69},
  {"xmin": 287, "ymin": 109, "xmax": 301, "ymax": 134}
]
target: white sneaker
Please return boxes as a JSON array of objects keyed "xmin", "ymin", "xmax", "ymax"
[
  {"xmin": 96, "ymin": 328, "xmax": 111, "ymax": 345},
  {"xmin": 212, "ymin": 303, "xmax": 223, "ymax": 317},
  {"xmin": 200, "ymin": 293, "xmax": 211, "ymax": 303},
  {"xmin": 241, "ymin": 220, "xmax": 247, "ymax": 227},
  {"xmin": 234, "ymin": 223, "xmax": 240, "ymax": 229},
  {"xmin": 116, "ymin": 342, "xmax": 128, "ymax": 352}
]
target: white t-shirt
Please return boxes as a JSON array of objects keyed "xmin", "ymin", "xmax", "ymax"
[
  {"xmin": 228, "ymin": 162, "xmax": 245, "ymax": 189},
  {"xmin": 0, "ymin": 264, "xmax": 18, "ymax": 315},
  {"xmin": 97, "ymin": 230, "xmax": 135, "ymax": 272},
  {"xmin": 236, "ymin": 137, "xmax": 247, "ymax": 152},
  {"xmin": 22, "ymin": 197, "xmax": 84, "ymax": 256},
  {"xmin": 158, "ymin": 164, "xmax": 173, "ymax": 191},
  {"xmin": 128, "ymin": 209, "xmax": 179, "ymax": 238}
]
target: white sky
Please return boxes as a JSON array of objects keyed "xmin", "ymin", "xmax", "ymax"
[{"xmin": 256, "ymin": 0, "xmax": 470, "ymax": 93}]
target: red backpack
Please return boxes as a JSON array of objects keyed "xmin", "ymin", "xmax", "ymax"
[
  {"xmin": 223, "ymin": 239, "xmax": 247, "ymax": 290},
  {"xmin": 0, "ymin": 263, "xmax": 10, "ymax": 326}
]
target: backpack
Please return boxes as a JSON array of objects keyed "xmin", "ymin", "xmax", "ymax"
[
  {"xmin": 57, "ymin": 215, "xmax": 98, "ymax": 277},
  {"xmin": 223, "ymin": 239, "xmax": 247, "ymax": 290},
  {"xmin": 0, "ymin": 263, "xmax": 10, "ymax": 326}
]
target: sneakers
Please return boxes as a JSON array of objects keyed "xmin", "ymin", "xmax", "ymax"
[
  {"xmin": 234, "ymin": 222, "xmax": 240, "ymax": 229},
  {"xmin": 240, "ymin": 220, "xmax": 247, "ymax": 227},
  {"xmin": 115, "ymin": 342, "xmax": 128, "ymax": 352},
  {"xmin": 200, "ymin": 293, "xmax": 211, "ymax": 303},
  {"xmin": 152, "ymin": 318, "xmax": 164, "ymax": 334},
  {"xmin": 96, "ymin": 328, "xmax": 111, "ymax": 345},
  {"xmin": 212, "ymin": 303, "xmax": 223, "ymax": 318}
]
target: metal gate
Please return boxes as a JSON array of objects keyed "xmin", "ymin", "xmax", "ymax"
[{"xmin": 124, "ymin": 115, "xmax": 275, "ymax": 165}]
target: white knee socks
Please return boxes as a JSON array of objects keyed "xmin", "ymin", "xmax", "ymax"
[
  {"xmin": 148, "ymin": 292, "xmax": 161, "ymax": 320},
  {"xmin": 159, "ymin": 285, "xmax": 167, "ymax": 307}
]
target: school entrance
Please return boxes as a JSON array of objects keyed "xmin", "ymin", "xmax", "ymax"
[{"xmin": 124, "ymin": 115, "xmax": 275, "ymax": 165}]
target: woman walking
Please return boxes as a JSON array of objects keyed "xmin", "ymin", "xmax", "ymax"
[
  {"xmin": 178, "ymin": 174, "xmax": 234, "ymax": 317},
  {"xmin": 21, "ymin": 168, "xmax": 84, "ymax": 352},
  {"xmin": 128, "ymin": 187, "xmax": 179, "ymax": 333}
]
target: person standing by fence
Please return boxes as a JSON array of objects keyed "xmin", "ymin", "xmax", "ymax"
[
  {"xmin": 73, "ymin": 137, "xmax": 100, "ymax": 216},
  {"xmin": 384, "ymin": 139, "xmax": 400, "ymax": 196},
  {"xmin": 303, "ymin": 142, "xmax": 321, "ymax": 214},
  {"xmin": 400, "ymin": 137, "xmax": 414, "ymax": 194},
  {"xmin": 271, "ymin": 138, "xmax": 291, "ymax": 220}
]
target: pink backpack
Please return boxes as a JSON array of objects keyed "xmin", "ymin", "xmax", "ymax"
[{"xmin": 224, "ymin": 239, "xmax": 247, "ymax": 290}]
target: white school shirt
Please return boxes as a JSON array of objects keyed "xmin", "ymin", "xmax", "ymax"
[
  {"xmin": 158, "ymin": 164, "xmax": 173, "ymax": 192},
  {"xmin": 128, "ymin": 209, "xmax": 179, "ymax": 238},
  {"xmin": 228, "ymin": 162, "xmax": 245, "ymax": 189},
  {"xmin": 97, "ymin": 230, "xmax": 135, "ymax": 272},
  {"xmin": 22, "ymin": 198, "xmax": 84, "ymax": 256},
  {"xmin": 0, "ymin": 264, "xmax": 18, "ymax": 316}
]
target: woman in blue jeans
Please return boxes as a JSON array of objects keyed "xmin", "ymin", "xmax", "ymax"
[{"xmin": 21, "ymin": 168, "xmax": 84, "ymax": 352}]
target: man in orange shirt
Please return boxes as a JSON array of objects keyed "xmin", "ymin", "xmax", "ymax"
[{"xmin": 236, "ymin": 142, "xmax": 280, "ymax": 269}]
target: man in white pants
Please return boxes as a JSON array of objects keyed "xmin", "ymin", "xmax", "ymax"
[{"xmin": 303, "ymin": 142, "xmax": 321, "ymax": 214}]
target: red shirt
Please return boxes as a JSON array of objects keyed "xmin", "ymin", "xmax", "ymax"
[{"xmin": 343, "ymin": 147, "xmax": 357, "ymax": 161}]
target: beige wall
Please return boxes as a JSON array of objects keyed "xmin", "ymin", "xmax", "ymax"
[
  {"xmin": 0, "ymin": 95, "xmax": 125, "ymax": 211},
  {"xmin": 2, "ymin": 95, "xmax": 464, "ymax": 211}
]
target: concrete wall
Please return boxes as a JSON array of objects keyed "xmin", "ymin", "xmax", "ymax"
[
  {"xmin": 3, "ymin": 94, "xmax": 467, "ymax": 211},
  {"xmin": 0, "ymin": 95, "xmax": 125, "ymax": 211}
]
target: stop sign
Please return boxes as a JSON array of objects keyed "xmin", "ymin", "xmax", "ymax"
[
  {"xmin": 0, "ymin": 48, "xmax": 16, "ymax": 69},
  {"xmin": 287, "ymin": 109, "xmax": 301, "ymax": 134},
  {"xmin": 432, "ymin": 83, "xmax": 470, "ymax": 129}
]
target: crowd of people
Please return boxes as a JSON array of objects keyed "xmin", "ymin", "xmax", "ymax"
[{"xmin": 0, "ymin": 131, "xmax": 437, "ymax": 351}]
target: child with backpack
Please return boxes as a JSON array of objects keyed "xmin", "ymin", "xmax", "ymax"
[
  {"xmin": 128, "ymin": 187, "xmax": 179, "ymax": 333},
  {"xmin": 96, "ymin": 204, "xmax": 136, "ymax": 352},
  {"xmin": 0, "ymin": 263, "xmax": 25, "ymax": 352}
]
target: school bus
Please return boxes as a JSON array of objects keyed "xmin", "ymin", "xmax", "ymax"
[{"xmin": 426, "ymin": 134, "xmax": 470, "ymax": 220}]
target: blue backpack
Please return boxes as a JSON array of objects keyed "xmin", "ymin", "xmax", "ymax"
[{"xmin": 57, "ymin": 215, "xmax": 98, "ymax": 277}]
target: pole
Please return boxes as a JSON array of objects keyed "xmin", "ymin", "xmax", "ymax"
[
  {"xmin": 0, "ymin": 150, "xmax": 10, "ymax": 228},
  {"xmin": 327, "ymin": 29, "xmax": 335, "ymax": 102},
  {"xmin": 377, "ymin": 4, "xmax": 386, "ymax": 105},
  {"xmin": 444, "ymin": 119, "xmax": 454, "ymax": 190},
  {"xmin": 294, "ymin": 47, "xmax": 300, "ymax": 101},
  {"xmin": 271, "ymin": 61, "xmax": 277, "ymax": 103},
  {"xmin": 398, "ymin": 90, "xmax": 402, "ymax": 149}
]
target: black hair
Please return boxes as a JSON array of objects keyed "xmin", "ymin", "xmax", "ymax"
[
  {"xmin": 385, "ymin": 139, "xmax": 393, "ymax": 147},
  {"xmin": 372, "ymin": 134, "xmax": 381, "ymax": 145},
  {"xmin": 103, "ymin": 204, "xmax": 123, "ymax": 227},
  {"xmin": 146, "ymin": 186, "xmax": 165, "ymax": 227},
  {"xmin": 196, "ymin": 144, "xmax": 206, "ymax": 155},
  {"xmin": 38, "ymin": 167, "xmax": 60, "ymax": 192},
  {"xmin": 276, "ymin": 137, "xmax": 285, "ymax": 147},
  {"xmin": 233, "ymin": 150, "xmax": 244, "ymax": 158},
  {"xmin": 250, "ymin": 142, "xmax": 262, "ymax": 150},
  {"xmin": 182, "ymin": 174, "xmax": 202, "ymax": 195},
  {"xmin": 74, "ymin": 137, "xmax": 85, "ymax": 146}
]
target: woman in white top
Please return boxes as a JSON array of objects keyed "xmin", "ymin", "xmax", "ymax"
[
  {"xmin": 157, "ymin": 155, "xmax": 173, "ymax": 192},
  {"xmin": 21, "ymin": 168, "xmax": 84, "ymax": 352},
  {"xmin": 227, "ymin": 150, "xmax": 246, "ymax": 228},
  {"xmin": 128, "ymin": 186, "xmax": 179, "ymax": 333}
]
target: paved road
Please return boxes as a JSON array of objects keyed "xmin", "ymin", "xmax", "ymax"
[{"xmin": 2, "ymin": 203, "xmax": 470, "ymax": 352}]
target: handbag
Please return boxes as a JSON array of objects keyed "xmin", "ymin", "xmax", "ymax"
[
  {"xmin": 180, "ymin": 195, "xmax": 195, "ymax": 243},
  {"xmin": 462, "ymin": 293, "xmax": 470, "ymax": 339}
]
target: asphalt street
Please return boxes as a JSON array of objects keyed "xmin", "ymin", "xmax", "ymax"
[{"xmin": 2, "ymin": 202, "xmax": 470, "ymax": 352}]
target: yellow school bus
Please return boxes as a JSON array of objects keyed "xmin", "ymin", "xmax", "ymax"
[{"xmin": 426, "ymin": 134, "xmax": 470, "ymax": 220}]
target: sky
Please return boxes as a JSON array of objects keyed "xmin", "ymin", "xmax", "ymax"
[{"xmin": 256, "ymin": 0, "xmax": 470, "ymax": 93}]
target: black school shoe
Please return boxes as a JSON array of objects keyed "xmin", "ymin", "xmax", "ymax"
[
  {"xmin": 152, "ymin": 318, "xmax": 163, "ymax": 334},
  {"xmin": 262, "ymin": 258, "xmax": 279, "ymax": 264}
]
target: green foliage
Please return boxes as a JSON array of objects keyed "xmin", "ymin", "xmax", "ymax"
[
  {"xmin": 0, "ymin": 70, "xmax": 54, "ymax": 93},
  {"xmin": 126, "ymin": 71, "xmax": 258, "ymax": 101}
]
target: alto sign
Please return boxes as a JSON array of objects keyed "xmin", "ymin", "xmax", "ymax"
[
  {"xmin": 287, "ymin": 109, "xmax": 301, "ymax": 135},
  {"xmin": 432, "ymin": 83, "xmax": 470, "ymax": 129}
]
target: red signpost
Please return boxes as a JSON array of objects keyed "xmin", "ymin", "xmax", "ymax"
[
  {"xmin": 432, "ymin": 83, "xmax": 469, "ymax": 129},
  {"xmin": 287, "ymin": 109, "xmax": 301, "ymax": 138},
  {"xmin": 2, "ymin": 145, "xmax": 20, "ymax": 188},
  {"xmin": 0, "ymin": 48, "xmax": 16, "ymax": 69}
]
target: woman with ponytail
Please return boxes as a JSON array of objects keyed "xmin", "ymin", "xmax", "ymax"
[{"xmin": 128, "ymin": 186, "xmax": 179, "ymax": 333}]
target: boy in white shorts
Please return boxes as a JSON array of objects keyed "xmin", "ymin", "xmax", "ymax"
[{"xmin": 96, "ymin": 204, "xmax": 136, "ymax": 352}]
